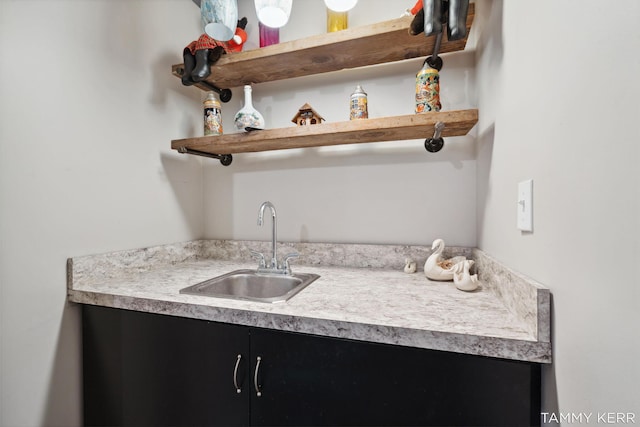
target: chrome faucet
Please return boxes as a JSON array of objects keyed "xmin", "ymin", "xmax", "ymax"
[
  {"xmin": 253, "ymin": 201, "xmax": 298, "ymax": 275},
  {"xmin": 258, "ymin": 201, "xmax": 278, "ymax": 269}
]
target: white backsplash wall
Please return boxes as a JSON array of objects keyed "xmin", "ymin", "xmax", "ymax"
[{"xmin": 203, "ymin": 0, "xmax": 478, "ymax": 247}]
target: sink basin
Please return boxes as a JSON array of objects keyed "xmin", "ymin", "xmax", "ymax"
[{"xmin": 179, "ymin": 269, "xmax": 320, "ymax": 303}]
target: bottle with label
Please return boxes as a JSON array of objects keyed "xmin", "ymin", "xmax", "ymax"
[
  {"xmin": 350, "ymin": 84, "xmax": 368, "ymax": 120},
  {"xmin": 415, "ymin": 60, "xmax": 441, "ymax": 113},
  {"xmin": 203, "ymin": 92, "xmax": 223, "ymax": 136}
]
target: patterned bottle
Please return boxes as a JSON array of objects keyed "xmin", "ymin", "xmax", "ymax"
[
  {"xmin": 350, "ymin": 85, "xmax": 368, "ymax": 120},
  {"xmin": 234, "ymin": 85, "xmax": 265, "ymax": 131},
  {"xmin": 203, "ymin": 92, "xmax": 223, "ymax": 136},
  {"xmin": 415, "ymin": 60, "xmax": 441, "ymax": 113}
]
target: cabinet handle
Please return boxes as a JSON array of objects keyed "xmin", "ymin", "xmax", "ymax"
[
  {"xmin": 254, "ymin": 356, "xmax": 262, "ymax": 397},
  {"xmin": 233, "ymin": 354, "xmax": 242, "ymax": 393}
]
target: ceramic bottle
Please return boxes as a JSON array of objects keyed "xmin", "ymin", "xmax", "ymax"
[
  {"xmin": 234, "ymin": 85, "xmax": 265, "ymax": 131},
  {"xmin": 203, "ymin": 92, "xmax": 223, "ymax": 136},
  {"xmin": 415, "ymin": 60, "xmax": 441, "ymax": 113}
]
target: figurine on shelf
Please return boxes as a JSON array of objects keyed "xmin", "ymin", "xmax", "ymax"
[
  {"xmin": 452, "ymin": 259, "xmax": 479, "ymax": 292},
  {"xmin": 181, "ymin": 17, "xmax": 248, "ymax": 86},
  {"xmin": 424, "ymin": 238, "xmax": 466, "ymax": 281},
  {"xmin": 404, "ymin": 258, "xmax": 418, "ymax": 274},
  {"xmin": 407, "ymin": 0, "xmax": 470, "ymax": 41},
  {"xmin": 291, "ymin": 103, "xmax": 325, "ymax": 126}
]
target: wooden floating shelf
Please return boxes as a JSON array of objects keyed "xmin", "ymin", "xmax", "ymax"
[
  {"xmin": 172, "ymin": 4, "xmax": 474, "ymax": 90},
  {"xmin": 171, "ymin": 110, "xmax": 479, "ymax": 156}
]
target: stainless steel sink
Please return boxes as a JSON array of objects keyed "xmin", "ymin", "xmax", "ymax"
[{"xmin": 179, "ymin": 269, "xmax": 320, "ymax": 303}]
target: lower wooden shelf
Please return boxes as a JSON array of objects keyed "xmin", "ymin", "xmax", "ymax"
[{"xmin": 171, "ymin": 109, "xmax": 478, "ymax": 156}]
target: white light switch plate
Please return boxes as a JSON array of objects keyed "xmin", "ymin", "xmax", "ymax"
[{"xmin": 517, "ymin": 179, "xmax": 533, "ymax": 231}]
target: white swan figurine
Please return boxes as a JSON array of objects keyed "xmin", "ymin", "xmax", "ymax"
[
  {"xmin": 453, "ymin": 259, "xmax": 479, "ymax": 292},
  {"xmin": 404, "ymin": 258, "xmax": 417, "ymax": 274},
  {"xmin": 424, "ymin": 239, "xmax": 466, "ymax": 281}
]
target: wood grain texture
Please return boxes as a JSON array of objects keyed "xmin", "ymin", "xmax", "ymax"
[
  {"xmin": 171, "ymin": 110, "xmax": 478, "ymax": 155},
  {"xmin": 172, "ymin": 4, "xmax": 475, "ymax": 89}
]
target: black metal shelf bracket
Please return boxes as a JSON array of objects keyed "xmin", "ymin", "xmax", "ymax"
[
  {"xmin": 199, "ymin": 82, "xmax": 232, "ymax": 103},
  {"xmin": 178, "ymin": 147, "xmax": 233, "ymax": 166},
  {"xmin": 425, "ymin": 30, "xmax": 444, "ymax": 71},
  {"xmin": 175, "ymin": 66, "xmax": 232, "ymax": 102},
  {"xmin": 424, "ymin": 121, "xmax": 445, "ymax": 153}
]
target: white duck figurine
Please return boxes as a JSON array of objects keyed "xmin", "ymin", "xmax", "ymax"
[
  {"xmin": 424, "ymin": 239, "xmax": 466, "ymax": 281},
  {"xmin": 452, "ymin": 259, "xmax": 479, "ymax": 292},
  {"xmin": 404, "ymin": 258, "xmax": 417, "ymax": 273}
]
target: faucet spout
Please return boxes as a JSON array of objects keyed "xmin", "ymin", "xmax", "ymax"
[{"xmin": 257, "ymin": 201, "xmax": 278, "ymax": 269}]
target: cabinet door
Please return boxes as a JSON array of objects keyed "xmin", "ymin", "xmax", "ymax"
[
  {"xmin": 83, "ymin": 305, "xmax": 250, "ymax": 427},
  {"xmin": 83, "ymin": 305, "xmax": 125, "ymax": 426},
  {"xmin": 249, "ymin": 327, "xmax": 540, "ymax": 427}
]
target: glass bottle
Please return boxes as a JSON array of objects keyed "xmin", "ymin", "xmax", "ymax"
[
  {"xmin": 415, "ymin": 59, "xmax": 441, "ymax": 113},
  {"xmin": 234, "ymin": 85, "xmax": 265, "ymax": 131},
  {"xmin": 203, "ymin": 92, "xmax": 223, "ymax": 136},
  {"xmin": 259, "ymin": 22, "xmax": 280, "ymax": 47},
  {"xmin": 327, "ymin": 9, "xmax": 348, "ymax": 32},
  {"xmin": 350, "ymin": 85, "xmax": 368, "ymax": 120}
]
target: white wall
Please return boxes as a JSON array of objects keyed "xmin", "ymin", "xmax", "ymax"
[
  {"xmin": 0, "ymin": 1, "xmax": 203, "ymax": 425},
  {"xmin": 475, "ymin": 0, "xmax": 640, "ymax": 422},
  {"xmin": 204, "ymin": 0, "xmax": 478, "ymax": 247}
]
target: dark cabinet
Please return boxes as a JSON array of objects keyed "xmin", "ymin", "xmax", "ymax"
[
  {"xmin": 250, "ymin": 328, "xmax": 540, "ymax": 426},
  {"xmin": 83, "ymin": 305, "xmax": 540, "ymax": 427},
  {"xmin": 83, "ymin": 306, "xmax": 249, "ymax": 426}
]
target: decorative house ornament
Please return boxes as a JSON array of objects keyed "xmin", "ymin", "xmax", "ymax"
[
  {"xmin": 424, "ymin": 238, "xmax": 466, "ymax": 281},
  {"xmin": 291, "ymin": 103, "xmax": 325, "ymax": 126}
]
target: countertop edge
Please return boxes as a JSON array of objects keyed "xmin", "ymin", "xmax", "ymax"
[{"xmin": 68, "ymin": 288, "xmax": 551, "ymax": 364}]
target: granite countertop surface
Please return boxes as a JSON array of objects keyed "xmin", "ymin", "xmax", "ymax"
[{"xmin": 68, "ymin": 240, "xmax": 551, "ymax": 363}]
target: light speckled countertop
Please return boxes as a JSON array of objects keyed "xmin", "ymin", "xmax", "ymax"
[{"xmin": 67, "ymin": 240, "xmax": 551, "ymax": 363}]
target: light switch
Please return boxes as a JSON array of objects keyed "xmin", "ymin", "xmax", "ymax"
[{"xmin": 517, "ymin": 179, "xmax": 533, "ymax": 232}]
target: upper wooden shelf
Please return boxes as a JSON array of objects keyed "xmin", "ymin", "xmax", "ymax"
[
  {"xmin": 171, "ymin": 109, "xmax": 478, "ymax": 155},
  {"xmin": 172, "ymin": 3, "xmax": 474, "ymax": 90}
]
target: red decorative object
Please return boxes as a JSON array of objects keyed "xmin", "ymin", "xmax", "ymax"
[{"xmin": 181, "ymin": 17, "xmax": 248, "ymax": 86}]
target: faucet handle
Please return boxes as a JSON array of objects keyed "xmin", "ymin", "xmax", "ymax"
[
  {"xmin": 281, "ymin": 252, "xmax": 299, "ymax": 274},
  {"xmin": 250, "ymin": 249, "xmax": 266, "ymax": 268}
]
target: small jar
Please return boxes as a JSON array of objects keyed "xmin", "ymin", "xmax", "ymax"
[
  {"xmin": 203, "ymin": 92, "xmax": 223, "ymax": 136},
  {"xmin": 350, "ymin": 85, "xmax": 368, "ymax": 120}
]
